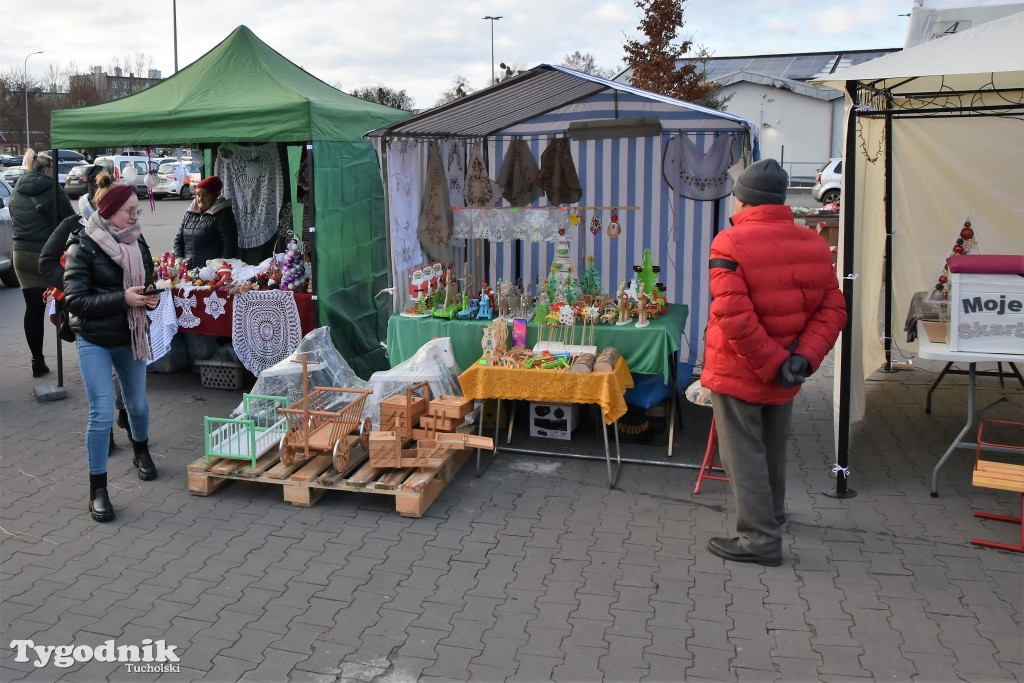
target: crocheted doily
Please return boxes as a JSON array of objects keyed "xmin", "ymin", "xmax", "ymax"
[{"xmin": 231, "ymin": 289, "xmax": 303, "ymax": 375}]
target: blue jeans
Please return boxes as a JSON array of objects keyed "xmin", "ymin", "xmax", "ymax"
[{"xmin": 77, "ymin": 338, "xmax": 150, "ymax": 474}]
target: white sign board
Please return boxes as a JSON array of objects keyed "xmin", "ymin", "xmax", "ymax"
[{"xmin": 949, "ymin": 272, "xmax": 1024, "ymax": 353}]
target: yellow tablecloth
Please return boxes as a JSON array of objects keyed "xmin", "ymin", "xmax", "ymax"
[{"xmin": 459, "ymin": 357, "xmax": 634, "ymax": 424}]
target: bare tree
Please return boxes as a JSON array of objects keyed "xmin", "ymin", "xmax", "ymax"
[
  {"xmin": 350, "ymin": 85, "xmax": 414, "ymax": 111},
  {"xmin": 622, "ymin": 0, "xmax": 714, "ymax": 103},
  {"xmin": 559, "ymin": 51, "xmax": 618, "ymax": 79},
  {"xmin": 435, "ymin": 74, "xmax": 474, "ymax": 107}
]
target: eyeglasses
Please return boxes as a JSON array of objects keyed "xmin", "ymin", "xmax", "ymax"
[{"xmin": 121, "ymin": 208, "xmax": 143, "ymax": 219}]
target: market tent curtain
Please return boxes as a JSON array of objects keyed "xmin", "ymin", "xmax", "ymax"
[{"xmin": 313, "ymin": 140, "xmax": 392, "ymax": 377}]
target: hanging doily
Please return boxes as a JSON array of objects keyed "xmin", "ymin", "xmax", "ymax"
[
  {"xmin": 204, "ymin": 290, "xmax": 227, "ymax": 320},
  {"xmin": 146, "ymin": 291, "xmax": 177, "ymax": 363},
  {"xmin": 174, "ymin": 291, "xmax": 200, "ymax": 328},
  {"xmin": 231, "ymin": 289, "xmax": 303, "ymax": 375}
]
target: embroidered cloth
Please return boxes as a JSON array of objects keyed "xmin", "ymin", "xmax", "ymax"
[
  {"xmin": 442, "ymin": 139, "xmax": 466, "ymax": 208},
  {"xmin": 416, "ymin": 141, "xmax": 454, "ymax": 265},
  {"xmin": 497, "ymin": 139, "xmax": 544, "ymax": 206},
  {"xmin": 663, "ymin": 133, "xmax": 740, "ymax": 201},
  {"xmin": 388, "ymin": 139, "xmax": 426, "ymax": 269},
  {"xmin": 231, "ymin": 289, "xmax": 303, "ymax": 375},
  {"xmin": 464, "ymin": 142, "xmax": 502, "ymax": 207},
  {"xmin": 215, "ymin": 142, "xmax": 284, "ymax": 249},
  {"xmin": 538, "ymin": 138, "xmax": 582, "ymax": 205},
  {"xmin": 452, "ymin": 208, "xmax": 571, "ymax": 242}
]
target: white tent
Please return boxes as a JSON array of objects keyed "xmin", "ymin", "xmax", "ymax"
[{"xmin": 816, "ymin": 11, "xmax": 1024, "ymax": 493}]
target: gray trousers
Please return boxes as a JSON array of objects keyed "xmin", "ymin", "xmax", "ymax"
[{"xmin": 711, "ymin": 391, "xmax": 794, "ymax": 558}]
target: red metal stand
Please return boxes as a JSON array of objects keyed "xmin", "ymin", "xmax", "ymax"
[
  {"xmin": 694, "ymin": 417, "xmax": 728, "ymax": 494},
  {"xmin": 970, "ymin": 419, "xmax": 1024, "ymax": 553}
]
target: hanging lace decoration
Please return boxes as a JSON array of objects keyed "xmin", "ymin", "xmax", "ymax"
[
  {"xmin": 146, "ymin": 291, "xmax": 177, "ymax": 363},
  {"xmin": 204, "ymin": 290, "xmax": 227, "ymax": 320},
  {"xmin": 174, "ymin": 292, "xmax": 200, "ymax": 328},
  {"xmin": 452, "ymin": 208, "xmax": 571, "ymax": 242},
  {"xmin": 231, "ymin": 289, "xmax": 303, "ymax": 375}
]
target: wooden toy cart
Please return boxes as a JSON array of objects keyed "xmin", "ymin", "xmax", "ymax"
[{"xmin": 278, "ymin": 386, "xmax": 373, "ymax": 471}]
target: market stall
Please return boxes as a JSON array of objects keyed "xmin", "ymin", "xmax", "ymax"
[
  {"xmin": 367, "ymin": 65, "xmax": 759, "ymax": 383},
  {"xmin": 50, "ymin": 25, "xmax": 410, "ymax": 378},
  {"xmin": 814, "ymin": 12, "xmax": 1024, "ymax": 494}
]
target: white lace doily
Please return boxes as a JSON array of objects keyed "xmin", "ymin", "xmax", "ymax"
[
  {"xmin": 174, "ymin": 291, "xmax": 200, "ymax": 328},
  {"xmin": 204, "ymin": 290, "xmax": 227, "ymax": 320},
  {"xmin": 147, "ymin": 291, "xmax": 177, "ymax": 363},
  {"xmin": 231, "ymin": 289, "xmax": 303, "ymax": 375}
]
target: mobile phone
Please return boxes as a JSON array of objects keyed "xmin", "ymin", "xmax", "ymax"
[{"xmin": 143, "ymin": 285, "xmax": 160, "ymax": 296}]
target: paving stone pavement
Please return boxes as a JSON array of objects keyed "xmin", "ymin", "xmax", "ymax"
[{"xmin": 1, "ymin": 284, "xmax": 1022, "ymax": 682}]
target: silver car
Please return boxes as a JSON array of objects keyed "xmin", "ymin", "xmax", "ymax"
[{"xmin": 0, "ymin": 177, "xmax": 18, "ymax": 287}]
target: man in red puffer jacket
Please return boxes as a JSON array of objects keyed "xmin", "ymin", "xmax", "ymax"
[{"xmin": 702, "ymin": 158, "xmax": 847, "ymax": 567}]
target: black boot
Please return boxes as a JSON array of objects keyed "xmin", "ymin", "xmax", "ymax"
[
  {"xmin": 32, "ymin": 358, "xmax": 50, "ymax": 378},
  {"xmin": 116, "ymin": 409, "xmax": 133, "ymax": 442},
  {"xmin": 132, "ymin": 439, "xmax": 157, "ymax": 481},
  {"xmin": 88, "ymin": 473, "xmax": 115, "ymax": 522},
  {"xmin": 109, "ymin": 428, "xmax": 116, "ymax": 452}
]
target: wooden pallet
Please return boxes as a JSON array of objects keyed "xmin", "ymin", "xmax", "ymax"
[{"xmin": 186, "ymin": 443, "xmax": 470, "ymax": 518}]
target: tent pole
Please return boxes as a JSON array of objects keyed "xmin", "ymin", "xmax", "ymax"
[
  {"xmin": 306, "ymin": 143, "xmax": 319, "ymax": 328},
  {"xmin": 827, "ymin": 81, "xmax": 857, "ymax": 499},
  {"xmin": 882, "ymin": 109, "xmax": 894, "ymax": 372}
]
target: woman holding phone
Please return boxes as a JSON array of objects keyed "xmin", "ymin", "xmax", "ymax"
[{"xmin": 63, "ymin": 181, "xmax": 161, "ymax": 522}]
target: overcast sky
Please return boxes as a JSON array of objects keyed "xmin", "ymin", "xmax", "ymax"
[{"xmin": 7, "ymin": 0, "xmax": 912, "ymax": 108}]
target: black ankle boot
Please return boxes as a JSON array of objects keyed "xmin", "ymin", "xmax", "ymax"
[
  {"xmin": 132, "ymin": 439, "xmax": 157, "ymax": 481},
  {"xmin": 88, "ymin": 473, "xmax": 115, "ymax": 522},
  {"xmin": 32, "ymin": 358, "xmax": 50, "ymax": 378},
  {"xmin": 109, "ymin": 428, "xmax": 116, "ymax": 452},
  {"xmin": 116, "ymin": 409, "xmax": 133, "ymax": 438}
]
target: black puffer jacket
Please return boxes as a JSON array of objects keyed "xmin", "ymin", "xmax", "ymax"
[
  {"xmin": 9, "ymin": 171, "xmax": 76, "ymax": 252},
  {"xmin": 173, "ymin": 197, "xmax": 239, "ymax": 267},
  {"xmin": 63, "ymin": 229, "xmax": 155, "ymax": 348}
]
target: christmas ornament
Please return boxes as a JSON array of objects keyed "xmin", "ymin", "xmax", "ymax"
[
  {"xmin": 279, "ymin": 234, "xmax": 310, "ymax": 292},
  {"xmin": 931, "ymin": 213, "xmax": 981, "ymax": 300}
]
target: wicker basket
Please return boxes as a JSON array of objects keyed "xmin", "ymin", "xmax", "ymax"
[{"xmin": 196, "ymin": 360, "xmax": 247, "ymax": 391}]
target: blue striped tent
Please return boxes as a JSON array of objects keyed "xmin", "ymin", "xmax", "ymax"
[{"xmin": 368, "ymin": 65, "xmax": 759, "ymax": 375}]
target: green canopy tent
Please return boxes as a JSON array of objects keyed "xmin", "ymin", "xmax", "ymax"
[{"xmin": 51, "ymin": 25, "xmax": 410, "ymax": 377}]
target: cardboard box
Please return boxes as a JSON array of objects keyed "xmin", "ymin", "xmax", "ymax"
[
  {"xmin": 529, "ymin": 402, "xmax": 580, "ymax": 440},
  {"xmin": 949, "ymin": 272, "xmax": 1024, "ymax": 353},
  {"xmin": 920, "ymin": 320, "xmax": 949, "ymax": 344}
]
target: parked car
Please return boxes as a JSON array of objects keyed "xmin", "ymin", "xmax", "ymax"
[
  {"xmin": 2, "ymin": 166, "xmax": 27, "ymax": 185},
  {"xmin": 0, "ymin": 154, "xmax": 22, "ymax": 167},
  {"xmin": 0, "ymin": 177, "xmax": 18, "ymax": 287},
  {"xmin": 811, "ymin": 157, "xmax": 842, "ymax": 205},
  {"xmin": 92, "ymin": 155, "xmax": 160, "ymax": 197},
  {"xmin": 64, "ymin": 164, "xmax": 95, "ymax": 198},
  {"xmin": 57, "ymin": 161, "xmax": 88, "ymax": 187},
  {"xmin": 42, "ymin": 150, "xmax": 88, "ymax": 163},
  {"xmin": 153, "ymin": 161, "xmax": 202, "ymax": 200}
]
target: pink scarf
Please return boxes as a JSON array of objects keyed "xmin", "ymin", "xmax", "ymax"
[{"xmin": 84, "ymin": 213, "xmax": 152, "ymax": 360}]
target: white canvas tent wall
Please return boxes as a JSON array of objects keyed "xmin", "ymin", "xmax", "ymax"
[
  {"xmin": 816, "ymin": 11, "xmax": 1024, "ymax": 493},
  {"xmin": 368, "ymin": 65, "xmax": 758, "ymax": 376}
]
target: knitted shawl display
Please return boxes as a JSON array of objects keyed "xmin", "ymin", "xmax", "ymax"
[
  {"xmin": 497, "ymin": 139, "xmax": 544, "ymax": 206},
  {"xmin": 464, "ymin": 141, "xmax": 502, "ymax": 207},
  {"xmin": 537, "ymin": 138, "xmax": 582, "ymax": 205},
  {"xmin": 231, "ymin": 289, "xmax": 303, "ymax": 375},
  {"xmin": 214, "ymin": 143, "xmax": 284, "ymax": 249}
]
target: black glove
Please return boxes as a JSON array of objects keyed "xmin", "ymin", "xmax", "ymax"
[{"xmin": 777, "ymin": 355, "xmax": 809, "ymax": 388}]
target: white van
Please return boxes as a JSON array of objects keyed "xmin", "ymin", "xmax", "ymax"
[{"xmin": 92, "ymin": 155, "xmax": 160, "ymax": 196}]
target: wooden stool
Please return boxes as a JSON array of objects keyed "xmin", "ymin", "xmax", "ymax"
[
  {"xmin": 694, "ymin": 416, "xmax": 728, "ymax": 494},
  {"xmin": 971, "ymin": 419, "xmax": 1024, "ymax": 553}
]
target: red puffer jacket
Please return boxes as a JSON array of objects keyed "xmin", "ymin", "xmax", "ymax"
[{"xmin": 702, "ymin": 204, "xmax": 847, "ymax": 405}]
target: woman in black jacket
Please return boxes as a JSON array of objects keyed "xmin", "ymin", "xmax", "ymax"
[
  {"xmin": 9, "ymin": 150, "xmax": 76, "ymax": 376},
  {"xmin": 172, "ymin": 175, "xmax": 239, "ymax": 268},
  {"xmin": 63, "ymin": 182, "xmax": 161, "ymax": 522}
]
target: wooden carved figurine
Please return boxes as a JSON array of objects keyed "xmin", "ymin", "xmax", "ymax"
[
  {"xmin": 635, "ymin": 283, "xmax": 650, "ymax": 328},
  {"xmin": 616, "ymin": 281, "xmax": 632, "ymax": 326}
]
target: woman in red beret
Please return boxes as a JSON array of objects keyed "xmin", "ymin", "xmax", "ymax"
[
  {"xmin": 62, "ymin": 182, "xmax": 162, "ymax": 522},
  {"xmin": 172, "ymin": 175, "xmax": 239, "ymax": 268}
]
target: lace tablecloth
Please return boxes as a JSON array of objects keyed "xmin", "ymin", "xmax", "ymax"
[
  {"xmin": 458, "ymin": 356, "xmax": 634, "ymax": 424},
  {"xmin": 171, "ymin": 286, "xmax": 315, "ymax": 338}
]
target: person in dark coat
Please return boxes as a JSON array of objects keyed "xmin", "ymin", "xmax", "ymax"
[
  {"xmin": 8, "ymin": 150, "xmax": 76, "ymax": 376},
  {"xmin": 63, "ymin": 182, "xmax": 161, "ymax": 522},
  {"xmin": 172, "ymin": 175, "xmax": 239, "ymax": 268},
  {"xmin": 702, "ymin": 159, "xmax": 847, "ymax": 567}
]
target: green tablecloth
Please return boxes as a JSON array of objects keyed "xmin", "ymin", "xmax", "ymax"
[{"xmin": 387, "ymin": 304, "xmax": 688, "ymax": 383}]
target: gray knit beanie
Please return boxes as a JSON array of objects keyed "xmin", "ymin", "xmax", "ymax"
[{"xmin": 733, "ymin": 159, "xmax": 788, "ymax": 206}]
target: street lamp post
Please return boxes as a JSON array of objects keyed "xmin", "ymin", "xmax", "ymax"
[
  {"xmin": 482, "ymin": 16, "xmax": 502, "ymax": 86},
  {"xmin": 24, "ymin": 50, "xmax": 44, "ymax": 152}
]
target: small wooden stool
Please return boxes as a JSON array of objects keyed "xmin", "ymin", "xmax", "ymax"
[
  {"xmin": 694, "ymin": 416, "xmax": 728, "ymax": 494},
  {"xmin": 970, "ymin": 419, "xmax": 1024, "ymax": 553}
]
